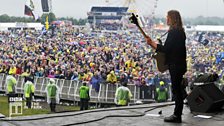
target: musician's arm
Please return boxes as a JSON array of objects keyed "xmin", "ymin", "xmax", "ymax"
[
  {"xmin": 145, "ymin": 36, "xmax": 157, "ymax": 50},
  {"xmin": 146, "ymin": 30, "xmax": 175, "ymax": 53},
  {"xmin": 135, "ymin": 24, "xmax": 158, "ymax": 49}
]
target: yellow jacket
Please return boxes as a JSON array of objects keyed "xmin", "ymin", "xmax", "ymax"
[
  {"xmin": 24, "ymin": 81, "xmax": 35, "ymax": 98},
  {"xmin": 6, "ymin": 75, "xmax": 17, "ymax": 93},
  {"xmin": 21, "ymin": 72, "xmax": 30, "ymax": 77},
  {"xmin": 9, "ymin": 67, "xmax": 17, "ymax": 75},
  {"xmin": 106, "ymin": 71, "xmax": 117, "ymax": 83}
]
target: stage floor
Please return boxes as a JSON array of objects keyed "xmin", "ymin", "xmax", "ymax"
[{"xmin": 1, "ymin": 102, "xmax": 224, "ymax": 126}]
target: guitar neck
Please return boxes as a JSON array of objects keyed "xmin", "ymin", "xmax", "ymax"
[{"xmin": 137, "ymin": 25, "xmax": 147, "ymax": 38}]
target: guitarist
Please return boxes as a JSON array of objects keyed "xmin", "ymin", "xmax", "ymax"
[{"xmin": 132, "ymin": 10, "xmax": 187, "ymax": 123}]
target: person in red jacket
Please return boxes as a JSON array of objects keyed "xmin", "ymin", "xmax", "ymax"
[{"xmin": 16, "ymin": 64, "xmax": 22, "ymax": 75}]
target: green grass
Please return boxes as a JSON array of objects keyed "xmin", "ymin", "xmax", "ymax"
[
  {"xmin": 0, "ymin": 96, "xmax": 80, "ymax": 117},
  {"xmin": 0, "ymin": 96, "xmax": 9, "ymax": 117}
]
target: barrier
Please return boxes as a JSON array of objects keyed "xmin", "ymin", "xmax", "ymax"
[
  {"xmin": 89, "ymin": 84, "xmax": 99, "ymax": 102},
  {"xmin": 68, "ymin": 80, "xmax": 77, "ymax": 100},
  {"xmin": 55, "ymin": 79, "xmax": 64, "ymax": 98},
  {"xmin": 41, "ymin": 78, "xmax": 49, "ymax": 95},
  {"xmin": 105, "ymin": 84, "xmax": 118, "ymax": 103},
  {"xmin": 1, "ymin": 73, "xmax": 222, "ymax": 105},
  {"xmin": 127, "ymin": 84, "xmax": 140, "ymax": 102},
  {"xmin": 98, "ymin": 84, "xmax": 107, "ymax": 103},
  {"xmin": 0, "ymin": 73, "xmax": 6, "ymax": 91},
  {"xmin": 34, "ymin": 77, "xmax": 45, "ymax": 96},
  {"xmin": 14, "ymin": 75, "xmax": 25, "ymax": 94},
  {"xmin": 74, "ymin": 81, "xmax": 82, "ymax": 101},
  {"xmin": 60, "ymin": 79, "xmax": 70, "ymax": 100},
  {"xmin": 0, "ymin": 73, "xmax": 176, "ymax": 104}
]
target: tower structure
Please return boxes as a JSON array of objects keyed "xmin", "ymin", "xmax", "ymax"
[{"xmin": 48, "ymin": 0, "xmax": 53, "ymax": 13}]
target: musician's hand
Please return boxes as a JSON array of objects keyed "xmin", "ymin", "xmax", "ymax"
[
  {"xmin": 145, "ymin": 36, "xmax": 157, "ymax": 49},
  {"xmin": 145, "ymin": 36, "xmax": 152, "ymax": 45}
]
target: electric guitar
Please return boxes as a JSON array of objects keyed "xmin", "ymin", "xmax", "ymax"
[{"xmin": 129, "ymin": 13, "xmax": 168, "ymax": 73}]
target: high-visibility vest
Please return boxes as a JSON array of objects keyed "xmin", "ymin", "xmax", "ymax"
[
  {"xmin": 6, "ymin": 75, "xmax": 17, "ymax": 93},
  {"xmin": 156, "ymin": 87, "xmax": 168, "ymax": 102},
  {"xmin": 47, "ymin": 83, "xmax": 57, "ymax": 98},
  {"xmin": 116, "ymin": 86, "xmax": 132, "ymax": 106},
  {"xmin": 24, "ymin": 81, "xmax": 35, "ymax": 98},
  {"xmin": 79, "ymin": 86, "xmax": 89, "ymax": 99}
]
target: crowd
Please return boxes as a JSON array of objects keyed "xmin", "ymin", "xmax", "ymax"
[
  {"xmin": 0, "ymin": 26, "xmax": 224, "ymax": 94},
  {"xmin": 93, "ymin": 22, "xmax": 123, "ymax": 31}
]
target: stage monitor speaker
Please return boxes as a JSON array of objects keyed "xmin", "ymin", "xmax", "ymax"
[{"xmin": 187, "ymin": 84, "xmax": 224, "ymax": 113}]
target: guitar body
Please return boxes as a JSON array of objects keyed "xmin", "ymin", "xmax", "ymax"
[
  {"xmin": 152, "ymin": 51, "xmax": 168, "ymax": 73},
  {"xmin": 129, "ymin": 13, "xmax": 168, "ymax": 73}
]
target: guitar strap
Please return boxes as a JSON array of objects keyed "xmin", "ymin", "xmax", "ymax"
[
  {"xmin": 160, "ymin": 31, "xmax": 168, "ymax": 38},
  {"xmin": 157, "ymin": 31, "xmax": 168, "ymax": 45}
]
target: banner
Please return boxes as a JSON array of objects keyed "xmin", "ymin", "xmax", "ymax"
[
  {"xmin": 24, "ymin": 0, "xmax": 39, "ymax": 20},
  {"xmin": 45, "ymin": 16, "xmax": 49, "ymax": 30},
  {"xmin": 41, "ymin": 0, "xmax": 49, "ymax": 12}
]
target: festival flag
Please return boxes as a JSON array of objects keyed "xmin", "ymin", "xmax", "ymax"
[
  {"xmin": 45, "ymin": 16, "xmax": 49, "ymax": 30},
  {"xmin": 197, "ymin": 32, "xmax": 209, "ymax": 46},
  {"xmin": 24, "ymin": 0, "xmax": 39, "ymax": 20}
]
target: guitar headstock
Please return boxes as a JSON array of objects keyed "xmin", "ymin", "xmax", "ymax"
[{"xmin": 129, "ymin": 13, "xmax": 140, "ymax": 27}]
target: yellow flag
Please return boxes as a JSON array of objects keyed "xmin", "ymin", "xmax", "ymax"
[{"xmin": 45, "ymin": 15, "xmax": 49, "ymax": 30}]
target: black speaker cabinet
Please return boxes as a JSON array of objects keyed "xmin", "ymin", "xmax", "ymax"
[{"xmin": 187, "ymin": 84, "xmax": 224, "ymax": 113}]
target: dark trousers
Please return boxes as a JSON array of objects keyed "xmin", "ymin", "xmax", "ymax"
[
  {"xmin": 169, "ymin": 64, "xmax": 186, "ymax": 117},
  {"xmin": 26, "ymin": 97, "xmax": 32, "ymax": 108},
  {"xmin": 149, "ymin": 85, "xmax": 156, "ymax": 99},
  {"xmin": 50, "ymin": 98, "xmax": 56, "ymax": 112},
  {"xmin": 80, "ymin": 98, "xmax": 89, "ymax": 110}
]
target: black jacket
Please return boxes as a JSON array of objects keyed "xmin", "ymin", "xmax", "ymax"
[{"xmin": 156, "ymin": 29, "xmax": 187, "ymax": 66}]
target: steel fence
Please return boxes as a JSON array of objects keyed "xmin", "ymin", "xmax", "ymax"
[{"xmin": 0, "ymin": 73, "xmax": 194, "ymax": 104}]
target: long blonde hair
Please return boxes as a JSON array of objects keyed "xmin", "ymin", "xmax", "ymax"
[{"xmin": 167, "ymin": 10, "xmax": 184, "ymax": 31}]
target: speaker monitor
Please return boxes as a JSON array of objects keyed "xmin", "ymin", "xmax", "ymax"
[{"xmin": 187, "ymin": 84, "xmax": 224, "ymax": 113}]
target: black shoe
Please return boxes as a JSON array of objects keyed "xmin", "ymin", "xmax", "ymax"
[{"xmin": 164, "ymin": 115, "xmax": 182, "ymax": 123}]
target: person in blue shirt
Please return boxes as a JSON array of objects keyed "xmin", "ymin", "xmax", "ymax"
[{"xmin": 90, "ymin": 71, "xmax": 101, "ymax": 92}]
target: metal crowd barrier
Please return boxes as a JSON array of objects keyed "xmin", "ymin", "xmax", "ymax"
[
  {"xmin": 1, "ymin": 73, "xmax": 223, "ymax": 105},
  {"xmin": 74, "ymin": 81, "xmax": 82, "ymax": 101},
  {"xmin": 0, "ymin": 73, "xmax": 179, "ymax": 104},
  {"xmin": 0, "ymin": 73, "xmax": 6, "ymax": 91},
  {"xmin": 105, "ymin": 84, "xmax": 118, "ymax": 103},
  {"xmin": 98, "ymin": 84, "xmax": 106, "ymax": 103},
  {"xmin": 89, "ymin": 84, "xmax": 99, "ymax": 102},
  {"xmin": 14, "ymin": 75, "xmax": 25, "ymax": 94},
  {"xmin": 60, "ymin": 79, "xmax": 69, "ymax": 99},
  {"xmin": 127, "ymin": 84, "xmax": 140, "ymax": 102},
  {"xmin": 34, "ymin": 77, "xmax": 45, "ymax": 96}
]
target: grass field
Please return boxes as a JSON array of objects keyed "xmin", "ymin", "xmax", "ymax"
[
  {"xmin": 0, "ymin": 96, "xmax": 80, "ymax": 117},
  {"xmin": 0, "ymin": 96, "xmax": 9, "ymax": 116}
]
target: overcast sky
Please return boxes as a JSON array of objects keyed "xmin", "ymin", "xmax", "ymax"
[{"xmin": 0, "ymin": 0, "xmax": 224, "ymax": 18}]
